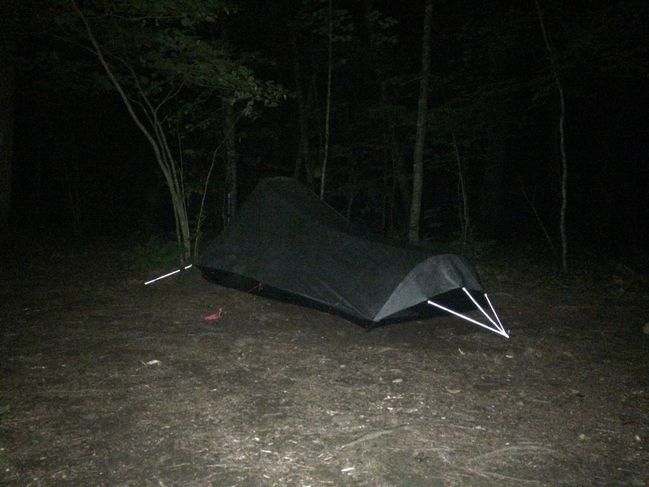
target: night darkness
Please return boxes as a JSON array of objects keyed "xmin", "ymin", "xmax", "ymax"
[
  {"xmin": 2, "ymin": 0, "xmax": 648, "ymax": 267},
  {"xmin": 2, "ymin": 2, "xmax": 649, "ymax": 484}
]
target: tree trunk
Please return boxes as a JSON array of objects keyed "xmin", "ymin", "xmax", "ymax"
[
  {"xmin": 451, "ymin": 128, "xmax": 471, "ymax": 246},
  {"xmin": 319, "ymin": 0, "xmax": 333, "ymax": 200},
  {"xmin": 478, "ymin": 39, "xmax": 506, "ymax": 238},
  {"xmin": 480, "ymin": 135, "xmax": 505, "ymax": 236},
  {"xmin": 363, "ymin": 3, "xmax": 409, "ymax": 236},
  {"xmin": 392, "ymin": 139, "xmax": 410, "ymax": 221},
  {"xmin": 534, "ymin": 0, "xmax": 569, "ymax": 273},
  {"xmin": 292, "ymin": 34, "xmax": 314, "ymax": 187},
  {"xmin": 223, "ymin": 99, "xmax": 238, "ymax": 221},
  {"xmin": 72, "ymin": 0, "xmax": 192, "ymax": 263},
  {"xmin": 408, "ymin": 0, "xmax": 433, "ymax": 244},
  {"xmin": 63, "ymin": 159, "xmax": 82, "ymax": 234},
  {"xmin": 0, "ymin": 2, "xmax": 16, "ymax": 230}
]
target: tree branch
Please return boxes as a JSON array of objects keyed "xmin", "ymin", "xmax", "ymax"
[{"xmin": 70, "ymin": 0, "xmax": 162, "ymax": 167}]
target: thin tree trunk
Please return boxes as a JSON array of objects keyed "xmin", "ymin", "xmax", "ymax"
[
  {"xmin": 381, "ymin": 158, "xmax": 389, "ymax": 233},
  {"xmin": 345, "ymin": 192, "xmax": 356, "ymax": 220},
  {"xmin": 392, "ymin": 141, "xmax": 410, "ymax": 221},
  {"xmin": 408, "ymin": 0, "xmax": 434, "ymax": 244},
  {"xmin": 364, "ymin": 1, "xmax": 401, "ymax": 235},
  {"xmin": 319, "ymin": 0, "xmax": 333, "ymax": 200},
  {"xmin": 194, "ymin": 138, "xmax": 224, "ymax": 256},
  {"xmin": 479, "ymin": 40, "xmax": 506, "ymax": 238},
  {"xmin": 557, "ymin": 88, "xmax": 568, "ymax": 272},
  {"xmin": 451, "ymin": 128, "xmax": 471, "ymax": 246},
  {"xmin": 534, "ymin": 0, "xmax": 568, "ymax": 273},
  {"xmin": 223, "ymin": 99, "xmax": 238, "ymax": 221},
  {"xmin": 0, "ymin": 2, "xmax": 15, "ymax": 230},
  {"xmin": 63, "ymin": 159, "xmax": 82, "ymax": 234},
  {"xmin": 292, "ymin": 34, "xmax": 313, "ymax": 187},
  {"xmin": 71, "ymin": 0, "xmax": 191, "ymax": 263},
  {"xmin": 519, "ymin": 177, "xmax": 557, "ymax": 256},
  {"xmin": 33, "ymin": 155, "xmax": 42, "ymax": 222}
]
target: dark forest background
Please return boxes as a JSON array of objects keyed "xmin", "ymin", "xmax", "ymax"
[{"xmin": 0, "ymin": 0, "xmax": 647, "ymax": 272}]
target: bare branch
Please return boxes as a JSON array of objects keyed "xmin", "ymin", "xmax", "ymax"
[
  {"xmin": 51, "ymin": 33, "xmax": 99, "ymax": 58},
  {"xmin": 155, "ymin": 81, "xmax": 186, "ymax": 114},
  {"xmin": 534, "ymin": 0, "xmax": 569, "ymax": 273},
  {"xmin": 70, "ymin": 0, "xmax": 162, "ymax": 165},
  {"xmin": 193, "ymin": 108, "xmax": 245, "ymax": 257}
]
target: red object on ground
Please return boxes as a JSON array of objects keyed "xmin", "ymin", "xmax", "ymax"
[{"xmin": 203, "ymin": 307, "xmax": 224, "ymax": 321}]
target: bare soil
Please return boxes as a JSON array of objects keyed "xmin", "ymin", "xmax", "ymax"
[{"xmin": 1, "ymin": 241, "xmax": 647, "ymax": 486}]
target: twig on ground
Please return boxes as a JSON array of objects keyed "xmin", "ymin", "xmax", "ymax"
[
  {"xmin": 339, "ymin": 425, "xmax": 415, "ymax": 450},
  {"xmin": 466, "ymin": 444, "xmax": 555, "ymax": 464},
  {"xmin": 463, "ymin": 466, "xmax": 543, "ymax": 485}
]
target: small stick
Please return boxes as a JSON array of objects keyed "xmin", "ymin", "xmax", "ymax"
[{"xmin": 340, "ymin": 425, "xmax": 414, "ymax": 450}]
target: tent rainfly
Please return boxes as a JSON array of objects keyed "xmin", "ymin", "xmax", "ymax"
[{"xmin": 198, "ymin": 177, "xmax": 508, "ymax": 338}]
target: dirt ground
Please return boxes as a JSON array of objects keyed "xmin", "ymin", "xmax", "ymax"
[{"xmin": 1, "ymin": 241, "xmax": 647, "ymax": 486}]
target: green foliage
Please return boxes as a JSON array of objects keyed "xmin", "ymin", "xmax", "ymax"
[
  {"xmin": 75, "ymin": 4, "xmax": 275, "ymax": 98},
  {"xmin": 299, "ymin": 0, "xmax": 354, "ymax": 43},
  {"xmin": 46, "ymin": 0, "xmax": 286, "ymax": 140},
  {"xmin": 40, "ymin": 0, "xmax": 287, "ymax": 261},
  {"xmin": 19, "ymin": 0, "xmax": 646, "ymax": 259}
]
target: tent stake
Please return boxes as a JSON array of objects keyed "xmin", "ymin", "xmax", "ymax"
[{"xmin": 144, "ymin": 264, "xmax": 193, "ymax": 285}]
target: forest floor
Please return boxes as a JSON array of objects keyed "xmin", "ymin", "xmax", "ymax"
[{"xmin": 1, "ymin": 238, "xmax": 648, "ymax": 486}]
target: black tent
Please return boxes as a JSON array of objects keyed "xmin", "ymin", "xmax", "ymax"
[{"xmin": 198, "ymin": 177, "xmax": 508, "ymax": 337}]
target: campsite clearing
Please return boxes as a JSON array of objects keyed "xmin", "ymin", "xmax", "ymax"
[{"xmin": 1, "ymin": 242, "xmax": 647, "ymax": 486}]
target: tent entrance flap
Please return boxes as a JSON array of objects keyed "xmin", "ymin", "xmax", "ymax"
[{"xmin": 427, "ymin": 288, "xmax": 509, "ymax": 338}]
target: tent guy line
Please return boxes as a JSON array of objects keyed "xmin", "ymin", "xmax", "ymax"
[
  {"xmin": 427, "ymin": 288, "xmax": 509, "ymax": 338},
  {"xmin": 144, "ymin": 264, "xmax": 193, "ymax": 286}
]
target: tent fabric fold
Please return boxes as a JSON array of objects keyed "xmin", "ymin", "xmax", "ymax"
[{"xmin": 198, "ymin": 177, "xmax": 490, "ymax": 325}]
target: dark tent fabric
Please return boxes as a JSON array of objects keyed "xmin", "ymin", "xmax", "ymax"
[{"xmin": 198, "ymin": 177, "xmax": 485, "ymax": 323}]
